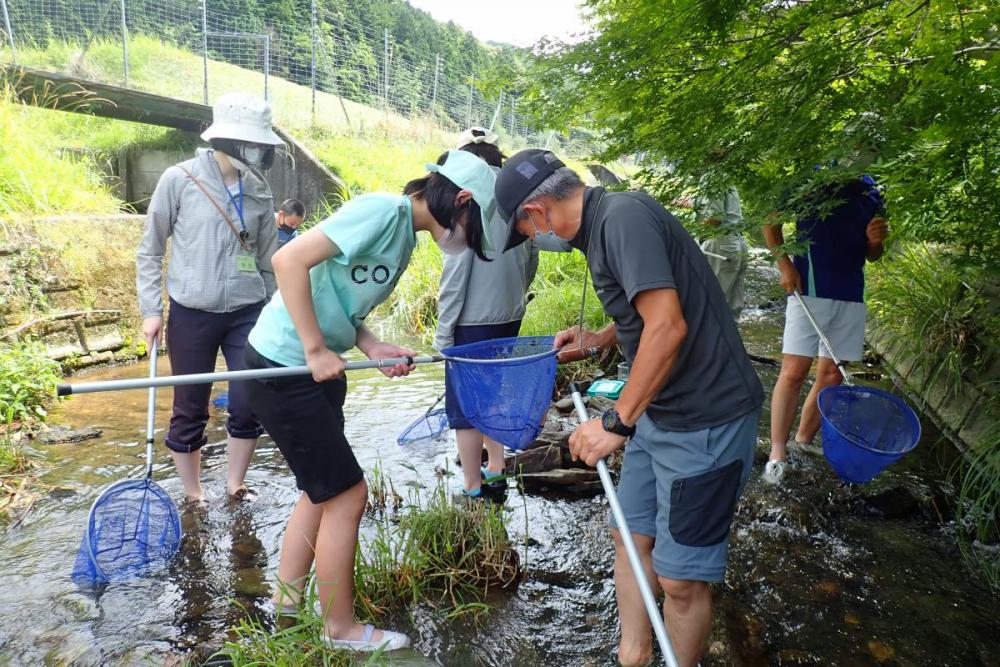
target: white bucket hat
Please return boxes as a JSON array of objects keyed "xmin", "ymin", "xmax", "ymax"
[
  {"xmin": 201, "ymin": 93, "xmax": 284, "ymax": 146},
  {"xmin": 455, "ymin": 126, "xmax": 499, "ymax": 150}
]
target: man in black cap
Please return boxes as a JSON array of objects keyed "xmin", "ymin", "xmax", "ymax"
[{"xmin": 495, "ymin": 149, "xmax": 763, "ymax": 667}]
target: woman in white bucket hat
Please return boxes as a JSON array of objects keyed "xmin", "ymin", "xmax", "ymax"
[{"xmin": 136, "ymin": 92, "xmax": 284, "ymax": 503}]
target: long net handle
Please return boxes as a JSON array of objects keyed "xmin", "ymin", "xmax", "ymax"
[
  {"xmin": 145, "ymin": 338, "xmax": 158, "ymax": 478},
  {"xmin": 569, "ymin": 384, "xmax": 679, "ymax": 667},
  {"xmin": 792, "ymin": 290, "xmax": 854, "ymax": 385},
  {"xmin": 58, "ymin": 355, "xmax": 444, "ymax": 396}
]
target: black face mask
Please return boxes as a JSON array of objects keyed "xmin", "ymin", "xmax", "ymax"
[{"xmin": 278, "ymin": 224, "xmax": 296, "ymax": 234}]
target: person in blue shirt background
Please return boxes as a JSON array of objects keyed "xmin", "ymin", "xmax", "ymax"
[
  {"xmin": 276, "ymin": 198, "xmax": 305, "ymax": 248},
  {"xmin": 242, "ymin": 150, "xmax": 496, "ymax": 653},
  {"xmin": 762, "ymin": 172, "xmax": 888, "ymax": 485}
]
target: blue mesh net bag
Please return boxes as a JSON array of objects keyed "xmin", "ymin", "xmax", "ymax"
[
  {"xmin": 72, "ymin": 477, "xmax": 182, "ymax": 586},
  {"xmin": 818, "ymin": 385, "xmax": 921, "ymax": 484},
  {"xmin": 397, "ymin": 407, "xmax": 448, "ymax": 445},
  {"xmin": 443, "ymin": 336, "xmax": 558, "ymax": 450}
]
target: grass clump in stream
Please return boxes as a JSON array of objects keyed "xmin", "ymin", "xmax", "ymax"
[
  {"xmin": 355, "ymin": 477, "xmax": 520, "ymax": 620},
  {"xmin": 214, "ymin": 475, "xmax": 519, "ymax": 664}
]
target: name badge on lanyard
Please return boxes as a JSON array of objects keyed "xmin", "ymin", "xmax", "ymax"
[{"xmin": 236, "ymin": 254, "xmax": 257, "ymax": 272}]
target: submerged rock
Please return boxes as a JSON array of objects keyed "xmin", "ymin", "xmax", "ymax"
[
  {"xmin": 37, "ymin": 426, "xmax": 102, "ymax": 445},
  {"xmin": 518, "ymin": 468, "xmax": 603, "ymax": 495},
  {"xmin": 858, "ymin": 486, "xmax": 920, "ymax": 520},
  {"xmin": 505, "ymin": 445, "xmax": 562, "ymax": 475}
]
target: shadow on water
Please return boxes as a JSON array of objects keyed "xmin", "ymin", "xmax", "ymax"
[{"xmin": 1, "ymin": 253, "xmax": 998, "ymax": 665}]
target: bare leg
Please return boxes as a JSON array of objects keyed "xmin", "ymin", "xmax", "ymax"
[
  {"xmin": 483, "ymin": 435, "xmax": 505, "ymax": 475},
  {"xmin": 171, "ymin": 450, "xmax": 204, "ymax": 501},
  {"xmin": 768, "ymin": 354, "xmax": 813, "ymax": 462},
  {"xmin": 272, "ymin": 491, "xmax": 323, "ymax": 607},
  {"xmin": 795, "ymin": 357, "xmax": 844, "ymax": 444},
  {"xmin": 659, "ymin": 578, "xmax": 713, "ymax": 667},
  {"xmin": 612, "ymin": 528, "xmax": 660, "ymax": 667},
  {"xmin": 313, "ymin": 478, "xmax": 385, "ymax": 641},
  {"xmin": 226, "ymin": 436, "xmax": 257, "ymax": 495},
  {"xmin": 456, "ymin": 428, "xmax": 485, "ymax": 492}
]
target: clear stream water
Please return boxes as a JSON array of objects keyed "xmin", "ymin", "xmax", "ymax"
[{"xmin": 2, "ymin": 258, "xmax": 998, "ymax": 666}]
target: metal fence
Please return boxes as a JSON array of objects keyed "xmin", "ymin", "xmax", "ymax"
[{"xmin": 0, "ymin": 0, "xmax": 537, "ymax": 139}]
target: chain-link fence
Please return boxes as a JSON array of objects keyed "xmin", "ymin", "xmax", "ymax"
[{"xmin": 0, "ymin": 0, "xmax": 536, "ymax": 139}]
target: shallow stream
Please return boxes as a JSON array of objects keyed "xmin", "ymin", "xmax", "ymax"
[{"xmin": 1, "ymin": 258, "xmax": 998, "ymax": 666}]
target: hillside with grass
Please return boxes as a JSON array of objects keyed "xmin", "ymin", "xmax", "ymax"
[{"xmin": 2, "ymin": 35, "xmax": 609, "ymax": 347}]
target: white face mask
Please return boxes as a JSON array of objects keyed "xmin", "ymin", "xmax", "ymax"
[
  {"xmin": 436, "ymin": 219, "xmax": 468, "ymax": 255},
  {"xmin": 530, "ymin": 209, "xmax": 573, "ymax": 253}
]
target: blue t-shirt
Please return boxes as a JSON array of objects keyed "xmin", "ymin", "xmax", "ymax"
[
  {"xmin": 248, "ymin": 193, "xmax": 416, "ymax": 366},
  {"xmin": 792, "ymin": 175, "xmax": 883, "ymax": 303},
  {"xmin": 277, "ymin": 226, "xmax": 298, "ymax": 247}
]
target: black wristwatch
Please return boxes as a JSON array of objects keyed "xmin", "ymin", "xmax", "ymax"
[{"xmin": 601, "ymin": 408, "xmax": 636, "ymax": 438}]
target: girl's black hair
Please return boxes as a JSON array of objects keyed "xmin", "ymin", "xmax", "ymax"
[
  {"xmin": 403, "ymin": 172, "xmax": 489, "ymax": 261},
  {"xmin": 459, "ymin": 134, "xmax": 504, "ymax": 168}
]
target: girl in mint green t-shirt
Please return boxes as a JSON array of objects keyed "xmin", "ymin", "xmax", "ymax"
[{"xmin": 242, "ymin": 151, "xmax": 495, "ymax": 652}]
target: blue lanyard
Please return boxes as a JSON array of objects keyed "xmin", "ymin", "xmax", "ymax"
[{"xmin": 225, "ymin": 177, "xmax": 247, "ymax": 233}]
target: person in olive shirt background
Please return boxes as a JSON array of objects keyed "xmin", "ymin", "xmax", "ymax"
[{"xmin": 495, "ymin": 149, "xmax": 763, "ymax": 667}]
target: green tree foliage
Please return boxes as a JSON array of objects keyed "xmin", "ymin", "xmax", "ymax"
[{"xmin": 523, "ymin": 0, "xmax": 1000, "ymax": 268}]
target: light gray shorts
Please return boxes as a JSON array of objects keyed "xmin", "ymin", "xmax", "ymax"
[
  {"xmin": 782, "ymin": 295, "xmax": 867, "ymax": 361},
  {"xmin": 610, "ymin": 407, "xmax": 761, "ymax": 582}
]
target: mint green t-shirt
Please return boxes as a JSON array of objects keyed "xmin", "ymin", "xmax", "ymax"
[{"xmin": 247, "ymin": 193, "xmax": 416, "ymax": 367}]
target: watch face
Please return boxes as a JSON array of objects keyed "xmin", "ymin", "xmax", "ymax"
[{"xmin": 602, "ymin": 410, "xmax": 617, "ymax": 431}]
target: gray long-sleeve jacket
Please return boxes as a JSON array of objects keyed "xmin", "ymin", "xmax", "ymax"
[
  {"xmin": 136, "ymin": 149, "xmax": 278, "ymax": 317},
  {"xmin": 434, "ymin": 208, "xmax": 539, "ymax": 351}
]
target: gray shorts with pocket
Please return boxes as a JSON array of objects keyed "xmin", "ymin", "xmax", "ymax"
[{"xmin": 610, "ymin": 407, "xmax": 761, "ymax": 582}]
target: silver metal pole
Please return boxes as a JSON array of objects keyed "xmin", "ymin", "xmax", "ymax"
[
  {"xmin": 144, "ymin": 338, "xmax": 158, "ymax": 476},
  {"xmin": 120, "ymin": 0, "xmax": 129, "ymax": 86},
  {"xmin": 793, "ymin": 290, "xmax": 854, "ymax": 384},
  {"xmin": 263, "ymin": 34, "xmax": 270, "ymax": 101},
  {"xmin": 310, "ymin": 0, "xmax": 317, "ymax": 124},
  {"xmin": 569, "ymin": 385, "xmax": 679, "ymax": 667},
  {"xmin": 488, "ymin": 90, "xmax": 503, "ymax": 131},
  {"xmin": 701, "ymin": 249, "xmax": 730, "ymax": 262},
  {"xmin": 383, "ymin": 28, "xmax": 390, "ymax": 110},
  {"xmin": 467, "ymin": 81, "xmax": 473, "ymax": 126},
  {"xmin": 509, "ymin": 95, "xmax": 516, "ymax": 135},
  {"xmin": 1, "ymin": 0, "xmax": 16, "ymax": 63},
  {"xmin": 201, "ymin": 0, "xmax": 208, "ymax": 104},
  {"xmin": 431, "ymin": 53, "xmax": 440, "ymax": 112},
  {"xmin": 58, "ymin": 355, "xmax": 444, "ymax": 396}
]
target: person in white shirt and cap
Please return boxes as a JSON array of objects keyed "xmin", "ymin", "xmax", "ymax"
[
  {"xmin": 136, "ymin": 92, "xmax": 284, "ymax": 503},
  {"xmin": 434, "ymin": 127, "xmax": 539, "ymax": 499}
]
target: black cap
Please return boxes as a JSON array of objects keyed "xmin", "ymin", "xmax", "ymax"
[{"xmin": 495, "ymin": 149, "xmax": 565, "ymax": 251}]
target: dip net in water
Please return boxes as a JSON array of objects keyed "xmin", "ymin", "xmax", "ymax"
[
  {"xmin": 72, "ymin": 478, "xmax": 182, "ymax": 586},
  {"xmin": 443, "ymin": 336, "xmax": 558, "ymax": 450},
  {"xmin": 397, "ymin": 407, "xmax": 448, "ymax": 445}
]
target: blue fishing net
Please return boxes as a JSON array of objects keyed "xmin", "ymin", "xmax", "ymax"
[
  {"xmin": 397, "ymin": 407, "xmax": 449, "ymax": 445},
  {"xmin": 444, "ymin": 336, "xmax": 558, "ymax": 450},
  {"xmin": 72, "ymin": 478, "xmax": 182, "ymax": 586},
  {"xmin": 818, "ymin": 385, "xmax": 921, "ymax": 484}
]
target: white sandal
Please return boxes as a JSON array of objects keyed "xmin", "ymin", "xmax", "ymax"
[
  {"xmin": 763, "ymin": 460, "xmax": 787, "ymax": 485},
  {"xmin": 322, "ymin": 624, "xmax": 410, "ymax": 652}
]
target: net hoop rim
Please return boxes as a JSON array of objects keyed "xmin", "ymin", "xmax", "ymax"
[
  {"xmin": 817, "ymin": 384, "xmax": 922, "ymax": 457},
  {"xmin": 442, "ymin": 336, "xmax": 558, "ymax": 366}
]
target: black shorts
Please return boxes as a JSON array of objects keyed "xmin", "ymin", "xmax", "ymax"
[{"xmin": 243, "ymin": 344, "xmax": 363, "ymax": 503}]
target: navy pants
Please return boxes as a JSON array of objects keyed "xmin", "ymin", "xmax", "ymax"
[
  {"xmin": 165, "ymin": 298, "xmax": 265, "ymax": 453},
  {"xmin": 445, "ymin": 320, "xmax": 522, "ymax": 429}
]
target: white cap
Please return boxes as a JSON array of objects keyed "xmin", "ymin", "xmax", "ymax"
[
  {"xmin": 455, "ymin": 126, "xmax": 499, "ymax": 150},
  {"xmin": 201, "ymin": 93, "xmax": 284, "ymax": 146}
]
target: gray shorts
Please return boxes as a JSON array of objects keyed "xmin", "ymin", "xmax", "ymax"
[
  {"xmin": 782, "ymin": 295, "xmax": 867, "ymax": 361},
  {"xmin": 610, "ymin": 407, "xmax": 761, "ymax": 582}
]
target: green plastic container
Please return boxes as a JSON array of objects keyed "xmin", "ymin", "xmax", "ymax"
[{"xmin": 587, "ymin": 379, "xmax": 626, "ymax": 399}]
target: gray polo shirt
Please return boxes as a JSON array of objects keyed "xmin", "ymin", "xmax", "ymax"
[{"xmin": 571, "ymin": 187, "xmax": 763, "ymax": 431}]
